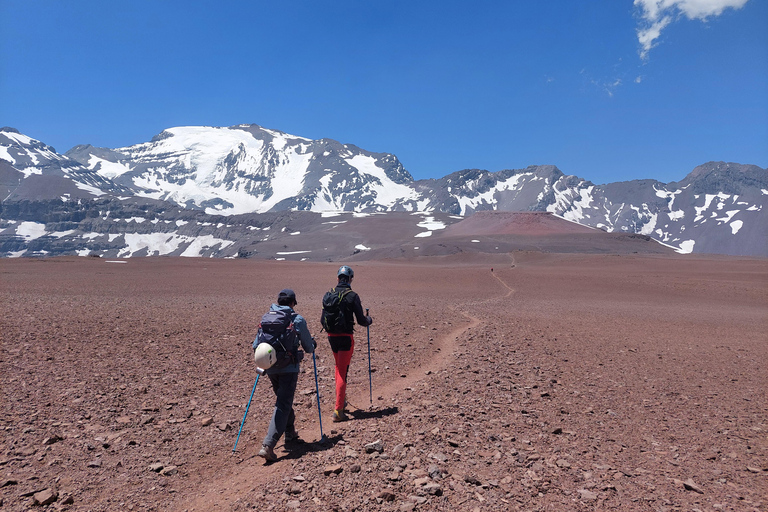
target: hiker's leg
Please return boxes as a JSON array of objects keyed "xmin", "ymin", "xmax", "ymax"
[
  {"xmin": 286, "ymin": 405, "xmax": 296, "ymax": 434},
  {"xmin": 333, "ymin": 338, "xmax": 355, "ymax": 411},
  {"xmin": 261, "ymin": 373, "xmax": 281, "ymax": 447},
  {"xmin": 262, "ymin": 372, "xmax": 299, "ymax": 448}
]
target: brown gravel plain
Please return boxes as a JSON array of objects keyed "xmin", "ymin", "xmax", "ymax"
[{"xmin": 1, "ymin": 252, "xmax": 766, "ymax": 512}]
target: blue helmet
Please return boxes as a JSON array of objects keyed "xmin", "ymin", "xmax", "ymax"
[{"xmin": 337, "ymin": 265, "xmax": 354, "ymax": 279}]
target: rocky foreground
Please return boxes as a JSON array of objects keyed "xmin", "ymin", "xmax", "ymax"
[{"xmin": 1, "ymin": 254, "xmax": 766, "ymax": 511}]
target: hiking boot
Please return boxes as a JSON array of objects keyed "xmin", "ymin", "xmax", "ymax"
[
  {"xmin": 332, "ymin": 409, "xmax": 348, "ymax": 422},
  {"xmin": 285, "ymin": 430, "xmax": 303, "ymax": 444},
  {"xmin": 258, "ymin": 445, "xmax": 277, "ymax": 462}
]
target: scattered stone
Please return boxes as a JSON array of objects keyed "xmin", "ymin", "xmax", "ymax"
[
  {"xmin": 18, "ymin": 446, "xmax": 36, "ymax": 457},
  {"xmin": 350, "ymin": 464, "xmax": 361, "ymax": 473},
  {"xmin": 552, "ymin": 427, "xmax": 563, "ymax": 435},
  {"xmin": 149, "ymin": 463, "xmax": 164, "ymax": 472},
  {"xmin": 578, "ymin": 489, "xmax": 598, "ymax": 501},
  {"xmin": 33, "ymin": 488, "xmax": 58, "ymax": 506},
  {"xmin": 670, "ymin": 477, "xmax": 704, "ymax": 493},
  {"xmin": 683, "ymin": 478, "xmax": 704, "ymax": 494},
  {"xmin": 20, "ymin": 487, "xmax": 50, "ymax": 498},
  {"xmin": 414, "ymin": 477, "xmax": 431, "ymax": 486},
  {"xmin": 87, "ymin": 459, "xmax": 102, "ymax": 468},
  {"xmin": 216, "ymin": 423, "xmax": 230, "ymax": 431},
  {"xmin": 43, "ymin": 435, "xmax": 64, "ymax": 445},
  {"xmin": 378, "ymin": 491, "xmax": 396, "ymax": 501},
  {"xmin": 429, "ymin": 452, "xmax": 447, "ymax": 462},
  {"xmin": 423, "ymin": 483, "xmax": 443, "ymax": 495},
  {"xmin": 387, "ymin": 472, "xmax": 402, "ymax": 481},
  {"xmin": 556, "ymin": 459, "xmax": 571, "ymax": 468},
  {"xmin": 1, "ymin": 479, "xmax": 17, "ymax": 487},
  {"xmin": 324, "ymin": 464, "xmax": 343, "ymax": 476},
  {"xmin": 428, "ymin": 464, "xmax": 443, "ymax": 479},
  {"xmin": 200, "ymin": 417, "xmax": 213, "ymax": 427},
  {"xmin": 160, "ymin": 465, "xmax": 178, "ymax": 476},
  {"xmin": 464, "ymin": 475, "xmax": 481, "ymax": 486},
  {"xmin": 293, "ymin": 475, "xmax": 306, "ymax": 482},
  {"xmin": 365, "ymin": 440, "xmax": 384, "ymax": 453}
]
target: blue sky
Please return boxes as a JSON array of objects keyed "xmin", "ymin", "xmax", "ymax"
[{"xmin": 1, "ymin": 1, "xmax": 766, "ymax": 184}]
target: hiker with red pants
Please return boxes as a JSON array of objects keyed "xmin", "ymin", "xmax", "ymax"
[{"xmin": 321, "ymin": 266, "xmax": 372, "ymax": 422}]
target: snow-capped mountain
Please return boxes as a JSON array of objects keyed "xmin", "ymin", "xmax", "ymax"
[
  {"xmin": 64, "ymin": 125, "xmax": 422, "ymax": 214},
  {"xmin": 423, "ymin": 162, "xmax": 767, "ymax": 257},
  {"xmin": 1, "ymin": 125, "xmax": 765, "ymax": 257}
]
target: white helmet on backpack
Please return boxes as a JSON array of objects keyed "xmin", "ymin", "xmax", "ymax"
[{"xmin": 253, "ymin": 343, "xmax": 276, "ymax": 370}]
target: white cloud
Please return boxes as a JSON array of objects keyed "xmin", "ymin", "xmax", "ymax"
[
  {"xmin": 581, "ymin": 69, "xmax": 624, "ymax": 97},
  {"xmin": 634, "ymin": 0, "xmax": 750, "ymax": 59}
]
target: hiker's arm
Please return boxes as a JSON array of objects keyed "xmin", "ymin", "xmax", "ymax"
[
  {"xmin": 294, "ymin": 315, "xmax": 315, "ymax": 353},
  {"xmin": 352, "ymin": 295, "xmax": 373, "ymax": 326}
]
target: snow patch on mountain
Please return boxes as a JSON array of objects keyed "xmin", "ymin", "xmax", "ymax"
[
  {"xmin": 344, "ymin": 154, "xmax": 420, "ymax": 207},
  {"xmin": 88, "ymin": 155, "xmax": 132, "ymax": 179},
  {"xmin": 16, "ymin": 221, "xmax": 47, "ymax": 240},
  {"xmin": 455, "ymin": 172, "xmax": 533, "ymax": 215}
]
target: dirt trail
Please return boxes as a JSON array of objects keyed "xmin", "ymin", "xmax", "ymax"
[{"xmin": 173, "ymin": 269, "xmax": 516, "ymax": 511}]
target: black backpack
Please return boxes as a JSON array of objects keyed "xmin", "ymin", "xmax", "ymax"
[
  {"xmin": 253, "ymin": 309, "xmax": 298, "ymax": 369},
  {"xmin": 321, "ymin": 288, "xmax": 352, "ymax": 333}
]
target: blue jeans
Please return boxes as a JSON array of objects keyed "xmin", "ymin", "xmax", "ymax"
[{"xmin": 262, "ymin": 371, "xmax": 298, "ymax": 448}]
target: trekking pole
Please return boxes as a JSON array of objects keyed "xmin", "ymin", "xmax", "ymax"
[
  {"xmin": 312, "ymin": 350, "xmax": 325, "ymax": 441},
  {"xmin": 366, "ymin": 308, "xmax": 372, "ymax": 405},
  {"xmin": 233, "ymin": 367, "xmax": 265, "ymax": 453}
]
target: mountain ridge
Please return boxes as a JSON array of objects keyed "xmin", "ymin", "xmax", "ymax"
[{"xmin": 1, "ymin": 124, "xmax": 765, "ymax": 257}]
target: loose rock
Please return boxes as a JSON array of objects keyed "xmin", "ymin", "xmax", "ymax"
[
  {"xmin": 33, "ymin": 488, "xmax": 58, "ymax": 506},
  {"xmin": 365, "ymin": 440, "xmax": 384, "ymax": 453},
  {"xmin": 324, "ymin": 464, "xmax": 343, "ymax": 476}
]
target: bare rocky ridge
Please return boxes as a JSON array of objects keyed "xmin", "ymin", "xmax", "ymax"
[{"xmin": 1, "ymin": 252, "xmax": 766, "ymax": 511}]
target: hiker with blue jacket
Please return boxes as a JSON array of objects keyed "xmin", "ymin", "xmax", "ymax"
[
  {"xmin": 256, "ymin": 289, "xmax": 315, "ymax": 462},
  {"xmin": 322, "ymin": 266, "xmax": 372, "ymax": 422}
]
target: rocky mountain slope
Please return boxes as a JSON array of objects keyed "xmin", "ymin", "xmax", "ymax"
[{"xmin": 1, "ymin": 125, "xmax": 765, "ymax": 257}]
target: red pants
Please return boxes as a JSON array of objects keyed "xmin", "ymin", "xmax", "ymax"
[{"xmin": 329, "ymin": 335, "xmax": 355, "ymax": 411}]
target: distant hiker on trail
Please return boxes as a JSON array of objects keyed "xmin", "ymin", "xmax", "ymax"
[
  {"xmin": 254, "ymin": 289, "xmax": 315, "ymax": 462},
  {"xmin": 321, "ymin": 266, "xmax": 372, "ymax": 422}
]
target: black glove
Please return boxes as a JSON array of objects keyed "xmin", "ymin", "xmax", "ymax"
[{"xmin": 365, "ymin": 315, "xmax": 373, "ymax": 325}]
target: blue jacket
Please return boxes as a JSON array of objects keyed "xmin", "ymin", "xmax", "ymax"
[{"xmin": 262, "ymin": 304, "xmax": 315, "ymax": 375}]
